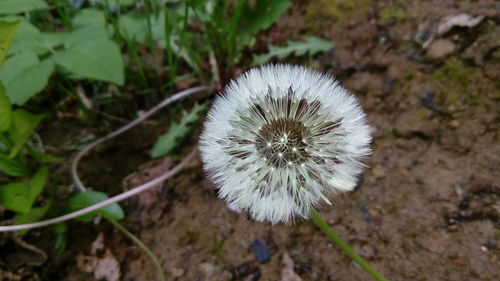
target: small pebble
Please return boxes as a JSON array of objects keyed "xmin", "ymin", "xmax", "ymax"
[
  {"xmin": 171, "ymin": 267, "xmax": 184, "ymax": 277},
  {"xmin": 251, "ymin": 239, "xmax": 272, "ymax": 264},
  {"xmin": 421, "ymin": 91, "xmax": 438, "ymax": 111},
  {"xmin": 480, "ymin": 246, "xmax": 488, "ymax": 253},
  {"xmin": 486, "ymin": 239, "xmax": 497, "ymax": 249},
  {"xmin": 199, "ymin": 263, "xmax": 218, "ymax": 278}
]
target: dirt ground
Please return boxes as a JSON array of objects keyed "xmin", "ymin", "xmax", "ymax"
[{"xmin": 1, "ymin": 0, "xmax": 499, "ymax": 281}]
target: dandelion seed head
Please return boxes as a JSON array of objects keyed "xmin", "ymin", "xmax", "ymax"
[{"xmin": 200, "ymin": 64, "xmax": 372, "ymax": 224}]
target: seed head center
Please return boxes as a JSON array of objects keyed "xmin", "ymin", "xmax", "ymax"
[{"xmin": 255, "ymin": 118, "xmax": 311, "ymax": 168}]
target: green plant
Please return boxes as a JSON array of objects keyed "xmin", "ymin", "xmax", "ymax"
[
  {"xmin": 0, "ymin": 8, "xmax": 126, "ymax": 238},
  {"xmin": 192, "ymin": 0, "xmax": 292, "ymax": 84},
  {"xmin": 151, "ymin": 102, "xmax": 207, "ymax": 158},
  {"xmin": 252, "ymin": 36, "xmax": 333, "ymax": 65},
  {"xmin": 0, "ymin": 20, "xmax": 58, "ymax": 234},
  {"xmin": 0, "ymin": 8, "xmax": 124, "ymax": 105}
]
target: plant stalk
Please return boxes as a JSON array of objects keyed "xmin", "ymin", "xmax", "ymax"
[
  {"xmin": 310, "ymin": 209, "xmax": 390, "ymax": 281},
  {"xmin": 109, "ymin": 220, "xmax": 166, "ymax": 281}
]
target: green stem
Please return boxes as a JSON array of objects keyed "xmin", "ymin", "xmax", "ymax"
[
  {"xmin": 108, "ymin": 220, "xmax": 166, "ymax": 281},
  {"xmin": 310, "ymin": 210, "xmax": 390, "ymax": 281}
]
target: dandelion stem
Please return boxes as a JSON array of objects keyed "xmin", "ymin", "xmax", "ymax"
[
  {"xmin": 109, "ymin": 220, "xmax": 166, "ymax": 281},
  {"xmin": 311, "ymin": 209, "xmax": 390, "ymax": 281}
]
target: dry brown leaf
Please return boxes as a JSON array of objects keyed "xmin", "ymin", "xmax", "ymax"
[
  {"xmin": 436, "ymin": 14, "xmax": 485, "ymax": 36},
  {"xmin": 0, "ymin": 269, "xmax": 22, "ymax": 281},
  {"xmin": 280, "ymin": 252, "xmax": 303, "ymax": 281},
  {"xmin": 90, "ymin": 233, "xmax": 105, "ymax": 255},
  {"xmin": 417, "ymin": 13, "xmax": 485, "ymax": 49},
  {"xmin": 76, "ymin": 234, "xmax": 121, "ymax": 281}
]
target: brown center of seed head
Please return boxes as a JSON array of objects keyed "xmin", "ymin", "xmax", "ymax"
[{"xmin": 255, "ymin": 118, "xmax": 312, "ymax": 168}]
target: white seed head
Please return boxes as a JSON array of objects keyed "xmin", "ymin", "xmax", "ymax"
[{"xmin": 200, "ymin": 64, "xmax": 372, "ymax": 224}]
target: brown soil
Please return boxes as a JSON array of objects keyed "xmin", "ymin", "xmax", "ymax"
[{"xmin": 2, "ymin": 0, "xmax": 499, "ymax": 281}]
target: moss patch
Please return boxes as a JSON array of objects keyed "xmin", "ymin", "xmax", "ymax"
[
  {"xmin": 379, "ymin": 6, "xmax": 407, "ymax": 24},
  {"xmin": 430, "ymin": 57, "xmax": 495, "ymax": 110},
  {"xmin": 306, "ymin": 0, "xmax": 373, "ymax": 30}
]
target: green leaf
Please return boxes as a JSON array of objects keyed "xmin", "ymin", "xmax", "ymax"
[
  {"xmin": 0, "ymin": 53, "xmax": 54, "ymax": 105},
  {"xmin": 53, "ymin": 39, "xmax": 124, "ymax": 85},
  {"xmin": 4, "ymin": 18, "xmax": 49, "ymax": 55},
  {"xmin": 104, "ymin": 0, "xmax": 136, "ymax": 7},
  {"xmin": 28, "ymin": 146, "xmax": 61, "ymax": 163},
  {"xmin": 252, "ymin": 36, "xmax": 333, "ymax": 65},
  {"xmin": 15, "ymin": 201, "xmax": 51, "ymax": 235},
  {"xmin": 151, "ymin": 103, "xmax": 207, "ymax": 158},
  {"xmin": 0, "ymin": 153, "xmax": 29, "ymax": 176},
  {"xmin": 0, "ymin": 0, "xmax": 49, "ymax": 15},
  {"xmin": 63, "ymin": 26, "xmax": 111, "ymax": 47},
  {"xmin": 72, "ymin": 9, "xmax": 106, "ymax": 28},
  {"xmin": 118, "ymin": 12, "xmax": 198, "ymax": 70},
  {"xmin": 53, "ymin": 222, "xmax": 67, "ymax": 234},
  {"xmin": 66, "ymin": 190, "xmax": 124, "ymax": 222},
  {"xmin": 42, "ymin": 32, "xmax": 68, "ymax": 49},
  {"xmin": 239, "ymin": 0, "xmax": 291, "ymax": 48},
  {"xmin": 53, "ymin": 233, "xmax": 67, "ymax": 254},
  {"xmin": 0, "ymin": 20, "xmax": 19, "ymax": 66},
  {"xmin": 118, "ymin": 14, "xmax": 152, "ymax": 42},
  {"xmin": 0, "ymin": 82, "xmax": 12, "ymax": 131},
  {"xmin": 8, "ymin": 109, "xmax": 44, "ymax": 158},
  {"xmin": 0, "ymin": 166, "xmax": 48, "ymax": 213}
]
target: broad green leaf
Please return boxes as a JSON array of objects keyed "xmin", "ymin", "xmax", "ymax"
[
  {"xmin": 63, "ymin": 26, "xmax": 111, "ymax": 47},
  {"xmin": 239, "ymin": 0, "xmax": 291, "ymax": 48},
  {"xmin": 42, "ymin": 32, "xmax": 67, "ymax": 49},
  {"xmin": 5, "ymin": 18, "xmax": 49, "ymax": 55},
  {"xmin": 152, "ymin": 103, "xmax": 207, "ymax": 158},
  {"xmin": 54, "ymin": 39, "xmax": 124, "ymax": 85},
  {"xmin": 0, "ymin": 153, "xmax": 29, "ymax": 176},
  {"xmin": 0, "ymin": 20, "xmax": 19, "ymax": 66},
  {"xmin": 0, "ymin": 82, "xmax": 11, "ymax": 131},
  {"xmin": 252, "ymin": 36, "xmax": 333, "ymax": 65},
  {"xmin": 118, "ymin": 12, "xmax": 169, "ymax": 44},
  {"xmin": 8, "ymin": 109, "xmax": 44, "ymax": 158},
  {"xmin": 66, "ymin": 190, "xmax": 124, "ymax": 222},
  {"xmin": 0, "ymin": 53, "xmax": 54, "ymax": 105},
  {"xmin": 15, "ymin": 201, "xmax": 51, "ymax": 234},
  {"xmin": 72, "ymin": 9, "xmax": 106, "ymax": 28},
  {"xmin": 0, "ymin": 0, "xmax": 49, "ymax": 15},
  {"xmin": 0, "ymin": 166, "xmax": 48, "ymax": 213}
]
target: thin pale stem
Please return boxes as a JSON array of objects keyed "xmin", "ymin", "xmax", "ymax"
[
  {"xmin": 72, "ymin": 85, "xmax": 208, "ymax": 192},
  {"xmin": 109, "ymin": 220, "xmax": 166, "ymax": 281},
  {"xmin": 310, "ymin": 209, "xmax": 390, "ymax": 281}
]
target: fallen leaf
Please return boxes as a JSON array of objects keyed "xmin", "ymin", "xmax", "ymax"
[
  {"xmin": 436, "ymin": 14, "xmax": 484, "ymax": 37},
  {"xmin": 0, "ymin": 269, "xmax": 22, "ymax": 281},
  {"xmin": 416, "ymin": 13, "xmax": 485, "ymax": 49},
  {"xmin": 90, "ymin": 232, "xmax": 105, "ymax": 255},
  {"xmin": 76, "ymin": 233, "xmax": 121, "ymax": 281},
  {"xmin": 281, "ymin": 252, "xmax": 303, "ymax": 281}
]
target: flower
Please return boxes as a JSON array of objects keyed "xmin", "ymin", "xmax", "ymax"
[{"xmin": 200, "ymin": 64, "xmax": 371, "ymax": 224}]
